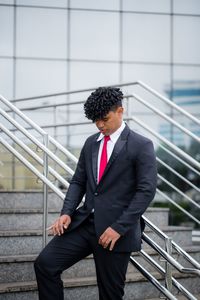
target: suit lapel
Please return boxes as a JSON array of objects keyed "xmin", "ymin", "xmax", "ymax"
[{"xmin": 92, "ymin": 134, "xmax": 101, "ymax": 184}]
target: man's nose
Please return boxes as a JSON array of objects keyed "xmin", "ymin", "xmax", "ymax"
[{"xmin": 96, "ymin": 120, "xmax": 104, "ymax": 128}]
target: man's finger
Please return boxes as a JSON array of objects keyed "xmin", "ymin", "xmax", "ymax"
[
  {"xmin": 109, "ymin": 239, "xmax": 116, "ymax": 251},
  {"xmin": 99, "ymin": 232, "xmax": 106, "ymax": 242}
]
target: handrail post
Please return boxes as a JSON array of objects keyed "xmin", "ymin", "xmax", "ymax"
[
  {"xmin": 165, "ymin": 237, "xmax": 173, "ymax": 293},
  {"xmin": 126, "ymin": 95, "xmax": 132, "ymax": 127},
  {"xmin": 42, "ymin": 133, "xmax": 49, "ymax": 248}
]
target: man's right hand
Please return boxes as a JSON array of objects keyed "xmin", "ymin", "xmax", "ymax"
[{"xmin": 47, "ymin": 215, "xmax": 71, "ymax": 236}]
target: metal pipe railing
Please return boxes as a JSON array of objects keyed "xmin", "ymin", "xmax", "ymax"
[
  {"xmin": 142, "ymin": 233, "xmax": 200, "ymax": 276},
  {"xmin": 0, "ymin": 136, "xmax": 65, "ymax": 200},
  {"xmin": 0, "ymin": 95, "xmax": 78, "ymax": 164},
  {"xmin": 155, "ymin": 141, "xmax": 200, "ymax": 177},
  {"xmin": 0, "ymin": 107, "xmax": 74, "ymax": 176},
  {"xmin": 156, "ymin": 157, "xmax": 200, "ymax": 193},
  {"xmin": 156, "ymin": 188, "xmax": 200, "ymax": 225},
  {"xmin": 139, "ymin": 249, "xmax": 198, "ymax": 300},
  {"xmin": 143, "ymin": 215, "xmax": 200, "ymax": 269},
  {"xmin": 129, "ymin": 116, "xmax": 200, "ymax": 170},
  {"xmin": 158, "ymin": 174, "xmax": 200, "ymax": 209},
  {"xmin": 9, "ymin": 82, "xmax": 138, "ymax": 103},
  {"xmin": 7, "ymin": 94, "xmax": 133, "ymax": 113},
  {"xmin": 137, "ymin": 80, "xmax": 200, "ymax": 126},
  {"xmin": 129, "ymin": 256, "xmax": 178, "ymax": 300},
  {"xmin": 0, "ymin": 122, "xmax": 70, "ymax": 189},
  {"xmin": 131, "ymin": 92, "xmax": 200, "ymax": 143}
]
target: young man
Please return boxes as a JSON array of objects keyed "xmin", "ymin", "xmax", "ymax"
[{"xmin": 34, "ymin": 87, "xmax": 157, "ymax": 300}]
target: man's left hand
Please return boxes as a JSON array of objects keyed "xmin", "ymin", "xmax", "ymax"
[{"xmin": 99, "ymin": 227, "xmax": 120, "ymax": 251}]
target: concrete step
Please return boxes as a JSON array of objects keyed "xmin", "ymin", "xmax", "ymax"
[
  {"xmin": 0, "ymin": 192, "xmax": 63, "ymax": 210},
  {"xmin": 0, "ymin": 272, "xmax": 199, "ymax": 300},
  {"xmin": 144, "ymin": 207, "xmax": 169, "ymax": 227},
  {"xmin": 0, "ymin": 209, "xmax": 60, "ymax": 230},
  {"xmin": 0, "ymin": 247, "xmax": 199, "ymax": 284},
  {"xmin": 192, "ymin": 230, "xmax": 200, "ymax": 245},
  {"xmin": 0, "ymin": 207, "xmax": 169, "ymax": 231},
  {"xmin": 0, "ymin": 230, "xmax": 45, "ymax": 256},
  {"xmin": 0, "ymin": 226, "xmax": 193, "ymax": 256}
]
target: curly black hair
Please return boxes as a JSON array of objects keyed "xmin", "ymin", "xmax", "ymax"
[{"xmin": 84, "ymin": 87, "xmax": 123, "ymax": 122}]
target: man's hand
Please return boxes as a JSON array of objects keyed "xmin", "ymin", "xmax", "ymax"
[
  {"xmin": 99, "ymin": 227, "xmax": 121, "ymax": 251},
  {"xmin": 47, "ymin": 215, "xmax": 71, "ymax": 236}
]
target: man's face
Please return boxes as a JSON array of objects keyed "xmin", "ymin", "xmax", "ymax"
[{"xmin": 95, "ymin": 107, "xmax": 124, "ymax": 136}]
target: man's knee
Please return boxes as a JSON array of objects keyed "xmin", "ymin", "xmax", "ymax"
[{"xmin": 34, "ymin": 250, "xmax": 52, "ymax": 275}]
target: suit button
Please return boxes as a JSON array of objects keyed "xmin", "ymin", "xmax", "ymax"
[{"xmin": 94, "ymin": 192, "xmax": 98, "ymax": 196}]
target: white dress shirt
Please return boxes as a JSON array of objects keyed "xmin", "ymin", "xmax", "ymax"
[{"xmin": 97, "ymin": 121, "xmax": 126, "ymax": 182}]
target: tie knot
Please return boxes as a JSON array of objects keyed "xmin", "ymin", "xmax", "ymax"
[{"xmin": 104, "ymin": 135, "xmax": 110, "ymax": 143}]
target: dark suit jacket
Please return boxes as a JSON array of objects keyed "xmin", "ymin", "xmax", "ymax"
[{"xmin": 61, "ymin": 124, "xmax": 157, "ymax": 252}]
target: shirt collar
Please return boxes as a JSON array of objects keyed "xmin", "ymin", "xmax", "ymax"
[{"xmin": 97, "ymin": 121, "xmax": 126, "ymax": 142}]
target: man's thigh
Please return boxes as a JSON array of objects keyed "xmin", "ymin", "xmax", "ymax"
[
  {"xmin": 93, "ymin": 245, "xmax": 131, "ymax": 299},
  {"xmin": 36, "ymin": 223, "xmax": 93, "ymax": 274}
]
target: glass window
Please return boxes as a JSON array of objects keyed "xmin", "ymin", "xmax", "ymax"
[
  {"xmin": 70, "ymin": 11, "xmax": 119, "ymax": 61},
  {"xmin": 16, "ymin": 7, "xmax": 67, "ymax": 58},
  {"xmin": 16, "ymin": 0, "xmax": 67, "ymax": 8},
  {"xmin": 123, "ymin": 64, "xmax": 170, "ymax": 95},
  {"xmin": 70, "ymin": 0, "xmax": 119, "ymax": 11},
  {"xmin": 173, "ymin": 0, "xmax": 200, "ymax": 15},
  {"xmin": 123, "ymin": 14, "xmax": 170, "ymax": 63},
  {"xmin": 173, "ymin": 66, "xmax": 200, "ymax": 113},
  {"xmin": 0, "ymin": 1, "xmax": 14, "ymax": 4},
  {"xmin": 0, "ymin": 59, "xmax": 13, "ymax": 99},
  {"xmin": 173, "ymin": 16, "xmax": 200, "ymax": 64},
  {"xmin": 0, "ymin": 6, "xmax": 14, "ymax": 56},
  {"xmin": 70, "ymin": 61, "xmax": 119, "ymax": 90},
  {"xmin": 123, "ymin": 0, "xmax": 170, "ymax": 13},
  {"xmin": 15, "ymin": 59, "xmax": 67, "ymax": 98}
]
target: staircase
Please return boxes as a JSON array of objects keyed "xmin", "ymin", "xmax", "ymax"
[
  {"xmin": 0, "ymin": 81, "xmax": 200, "ymax": 299},
  {"xmin": 0, "ymin": 192, "xmax": 199, "ymax": 300}
]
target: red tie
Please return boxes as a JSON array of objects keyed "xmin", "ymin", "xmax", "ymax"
[{"xmin": 98, "ymin": 135, "xmax": 110, "ymax": 182}]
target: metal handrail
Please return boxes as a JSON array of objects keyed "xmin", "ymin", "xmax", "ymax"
[
  {"xmin": 158, "ymin": 174, "xmax": 200, "ymax": 209},
  {"xmin": 129, "ymin": 256, "xmax": 178, "ymax": 300},
  {"xmin": 129, "ymin": 116, "xmax": 200, "ymax": 170},
  {"xmin": 0, "ymin": 107, "xmax": 75, "ymax": 176},
  {"xmin": 9, "ymin": 82, "xmax": 138, "ymax": 103},
  {"xmin": 156, "ymin": 188, "xmax": 200, "ymax": 225},
  {"xmin": 143, "ymin": 215, "xmax": 200, "ymax": 269},
  {"xmin": 139, "ymin": 249, "xmax": 198, "ymax": 300},
  {"xmin": 131, "ymin": 92, "xmax": 200, "ymax": 143},
  {"xmin": 0, "ymin": 122, "xmax": 70, "ymax": 189},
  {"xmin": 155, "ymin": 141, "xmax": 200, "ymax": 177},
  {"xmin": 156, "ymin": 157, "xmax": 200, "ymax": 193},
  {"xmin": 0, "ymin": 136, "xmax": 65, "ymax": 200},
  {"xmin": 0, "ymin": 95, "xmax": 78, "ymax": 164},
  {"xmin": 137, "ymin": 80, "xmax": 200, "ymax": 126},
  {"xmin": 7, "ymin": 94, "xmax": 133, "ymax": 113},
  {"xmin": 142, "ymin": 233, "xmax": 200, "ymax": 276}
]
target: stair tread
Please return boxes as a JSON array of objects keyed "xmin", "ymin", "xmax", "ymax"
[
  {"xmin": 0, "ymin": 245, "xmax": 199, "ymax": 262},
  {"xmin": 0, "ymin": 271, "xmax": 197, "ymax": 294},
  {"xmin": 0, "ymin": 225, "xmax": 193, "ymax": 236},
  {"xmin": 0, "ymin": 208, "xmax": 60, "ymax": 213}
]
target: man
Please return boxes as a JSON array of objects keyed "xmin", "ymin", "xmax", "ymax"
[{"xmin": 34, "ymin": 87, "xmax": 157, "ymax": 300}]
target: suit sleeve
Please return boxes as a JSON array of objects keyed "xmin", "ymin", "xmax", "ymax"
[
  {"xmin": 111, "ymin": 140, "xmax": 157, "ymax": 236},
  {"xmin": 60, "ymin": 144, "xmax": 87, "ymax": 216}
]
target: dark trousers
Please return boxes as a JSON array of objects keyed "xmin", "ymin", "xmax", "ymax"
[{"xmin": 34, "ymin": 216, "xmax": 131, "ymax": 300}]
